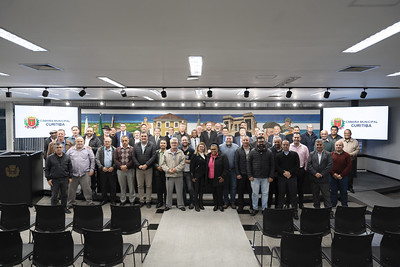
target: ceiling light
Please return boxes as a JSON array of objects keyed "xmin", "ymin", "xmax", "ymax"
[
  {"xmin": 161, "ymin": 102, "xmax": 165, "ymax": 107},
  {"xmin": 324, "ymin": 88, "xmax": 330, "ymax": 99},
  {"xmin": 207, "ymin": 88, "xmax": 213, "ymax": 98},
  {"xmin": 244, "ymin": 89, "xmax": 250, "ymax": 98},
  {"xmin": 150, "ymin": 89, "xmax": 162, "ymax": 97},
  {"xmin": 161, "ymin": 88, "xmax": 167, "ymax": 98},
  {"xmin": 318, "ymin": 103, "xmax": 323, "ymax": 107},
  {"xmin": 214, "ymin": 102, "xmax": 218, "ymax": 107},
  {"xmin": 120, "ymin": 89, "xmax": 127, "ymax": 97},
  {"xmin": 293, "ymin": 103, "xmax": 297, "ymax": 107},
  {"xmin": 131, "ymin": 102, "xmax": 135, "ymax": 106},
  {"xmin": 143, "ymin": 96, "xmax": 154, "ymax": 101},
  {"xmin": 66, "ymin": 101, "xmax": 70, "ymax": 106},
  {"xmin": 286, "ymin": 88, "xmax": 292, "ymax": 98},
  {"xmin": 0, "ymin": 28, "xmax": 47, "ymax": 52},
  {"xmin": 197, "ymin": 102, "xmax": 201, "ymax": 107},
  {"xmin": 253, "ymin": 103, "xmax": 257, "ymax": 107},
  {"xmin": 5, "ymin": 88, "xmax": 11, "ymax": 98},
  {"xmin": 237, "ymin": 89, "xmax": 245, "ymax": 96},
  {"xmin": 195, "ymin": 89, "xmax": 203, "ymax": 96},
  {"xmin": 387, "ymin": 71, "xmax": 400, "ymax": 77},
  {"xmin": 42, "ymin": 88, "xmax": 49, "ymax": 97},
  {"xmin": 360, "ymin": 88, "xmax": 368, "ymax": 99},
  {"xmin": 343, "ymin": 21, "xmax": 400, "ymax": 53},
  {"xmin": 97, "ymin": 77, "xmax": 125, "ymax": 88},
  {"xmin": 277, "ymin": 102, "xmax": 281, "ymax": 107},
  {"xmin": 187, "ymin": 76, "xmax": 199, "ymax": 80},
  {"xmin": 0, "ymin": 72, "xmax": 10, "ymax": 76},
  {"xmin": 188, "ymin": 56, "xmax": 202, "ymax": 76},
  {"xmin": 181, "ymin": 102, "xmax": 185, "ymax": 106},
  {"xmin": 237, "ymin": 103, "xmax": 241, "ymax": 107},
  {"xmin": 78, "ymin": 88, "xmax": 86, "ymax": 97}
]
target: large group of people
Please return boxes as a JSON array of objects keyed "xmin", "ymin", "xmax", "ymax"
[{"xmin": 44, "ymin": 121, "xmax": 360, "ymax": 217}]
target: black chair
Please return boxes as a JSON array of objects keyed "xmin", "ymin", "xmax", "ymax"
[
  {"xmin": 0, "ymin": 203, "xmax": 35, "ymax": 242},
  {"xmin": 31, "ymin": 230, "xmax": 83, "ymax": 267},
  {"xmin": 72, "ymin": 204, "xmax": 110, "ymax": 243},
  {"xmin": 82, "ymin": 228, "xmax": 135, "ymax": 267},
  {"xmin": 0, "ymin": 230, "xmax": 33, "ymax": 267},
  {"xmin": 270, "ymin": 232, "xmax": 323, "ymax": 267},
  {"xmin": 252, "ymin": 208, "xmax": 294, "ymax": 266},
  {"xmin": 366, "ymin": 205, "xmax": 400, "ymax": 234},
  {"xmin": 110, "ymin": 204, "xmax": 150, "ymax": 262},
  {"xmin": 34, "ymin": 204, "xmax": 73, "ymax": 232},
  {"xmin": 294, "ymin": 207, "xmax": 331, "ymax": 237},
  {"xmin": 322, "ymin": 232, "xmax": 374, "ymax": 267},
  {"xmin": 331, "ymin": 205, "xmax": 367, "ymax": 235},
  {"xmin": 372, "ymin": 231, "xmax": 400, "ymax": 267}
]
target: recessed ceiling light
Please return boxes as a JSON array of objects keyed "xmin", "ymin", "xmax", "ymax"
[
  {"xmin": 66, "ymin": 101, "xmax": 70, "ymax": 106},
  {"xmin": 188, "ymin": 56, "xmax": 202, "ymax": 76},
  {"xmin": 0, "ymin": 28, "xmax": 47, "ymax": 52},
  {"xmin": 318, "ymin": 103, "xmax": 323, "ymax": 107},
  {"xmin": 237, "ymin": 103, "xmax": 241, "ymax": 107},
  {"xmin": 187, "ymin": 76, "xmax": 199, "ymax": 80},
  {"xmin": 387, "ymin": 71, "xmax": 400, "ymax": 77},
  {"xmin": 343, "ymin": 21, "xmax": 400, "ymax": 53},
  {"xmin": 293, "ymin": 103, "xmax": 297, "ymax": 107},
  {"xmin": 277, "ymin": 102, "xmax": 281, "ymax": 107},
  {"xmin": 161, "ymin": 102, "xmax": 165, "ymax": 106},
  {"xmin": 131, "ymin": 102, "xmax": 135, "ymax": 106},
  {"xmin": 181, "ymin": 102, "xmax": 185, "ymax": 107},
  {"xmin": 197, "ymin": 102, "xmax": 201, "ymax": 107},
  {"xmin": 214, "ymin": 102, "xmax": 218, "ymax": 106},
  {"xmin": 253, "ymin": 103, "xmax": 257, "ymax": 107},
  {"xmin": 0, "ymin": 72, "xmax": 10, "ymax": 76},
  {"xmin": 150, "ymin": 89, "xmax": 162, "ymax": 96},
  {"xmin": 97, "ymin": 77, "xmax": 125, "ymax": 88},
  {"xmin": 143, "ymin": 96, "xmax": 154, "ymax": 101}
]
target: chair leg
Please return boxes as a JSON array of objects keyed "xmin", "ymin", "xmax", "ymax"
[
  {"xmin": 140, "ymin": 230, "xmax": 144, "ymax": 263},
  {"xmin": 132, "ymin": 245, "xmax": 136, "ymax": 267},
  {"xmin": 261, "ymin": 235, "xmax": 264, "ymax": 266}
]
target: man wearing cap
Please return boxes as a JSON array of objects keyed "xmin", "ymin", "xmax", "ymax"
[
  {"xmin": 44, "ymin": 129, "xmax": 58, "ymax": 159},
  {"xmin": 99, "ymin": 125, "xmax": 117, "ymax": 147}
]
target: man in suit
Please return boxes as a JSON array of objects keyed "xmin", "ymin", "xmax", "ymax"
[
  {"xmin": 217, "ymin": 127, "xmax": 229, "ymax": 145},
  {"xmin": 301, "ymin": 124, "xmax": 317, "ymax": 152},
  {"xmin": 267, "ymin": 125, "xmax": 286, "ymax": 144},
  {"xmin": 307, "ymin": 139, "xmax": 333, "ymax": 209},
  {"xmin": 173, "ymin": 123, "xmax": 190, "ymax": 145},
  {"xmin": 234, "ymin": 121, "xmax": 252, "ymax": 137},
  {"xmin": 214, "ymin": 123, "xmax": 223, "ymax": 136},
  {"xmin": 200, "ymin": 122, "xmax": 217, "ymax": 151},
  {"xmin": 149, "ymin": 127, "xmax": 164, "ymax": 150},
  {"xmin": 116, "ymin": 123, "xmax": 133, "ymax": 147},
  {"xmin": 234, "ymin": 127, "xmax": 247, "ymax": 147},
  {"xmin": 99, "ymin": 125, "xmax": 117, "ymax": 147},
  {"xmin": 285, "ymin": 125, "xmax": 300, "ymax": 144}
]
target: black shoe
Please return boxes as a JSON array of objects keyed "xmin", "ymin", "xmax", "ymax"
[
  {"xmin": 294, "ymin": 212, "xmax": 299, "ymax": 220},
  {"xmin": 231, "ymin": 203, "xmax": 237, "ymax": 209},
  {"xmin": 330, "ymin": 212, "xmax": 335, "ymax": 219},
  {"xmin": 250, "ymin": 210, "xmax": 258, "ymax": 216},
  {"xmin": 179, "ymin": 207, "xmax": 186, "ymax": 211},
  {"xmin": 237, "ymin": 206, "xmax": 243, "ymax": 212},
  {"xmin": 146, "ymin": 203, "xmax": 151, "ymax": 208},
  {"xmin": 156, "ymin": 202, "xmax": 163, "ymax": 208},
  {"xmin": 140, "ymin": 202, "xmax": 144, "ymax": 208},
  {"xmin": 189, "ymin": 203, "xmax": 194, "ymax": 209},
  {"xmin": 64, "ymin": 208, "xmax": 71, "ymax": 214},
  {"xmin": 195, "ymin": 205, "xmax": 200, "ymax": 212},
  {"xmin": 222, "ymin": 203, "xmax": 229, "ymax": 209},
  {"xmin": 164, "ymin": 207, "xmax": 170, "ymax": 211},
  {"xmin": 348, "ymin": 187, "xmax": 355, "ymax": 193},
  {"xmin": 120, "ymin": 202, "xmax": 126, "ymax": 206},
  {"xmin": 298, "ymin": 203, "xmax": 304, "ymax": 209},
  {"xmin": 213, "ymin": 206, "xmax": 218, "ymax": 211},
  {"xmin": 219, "ymin": 206, "xmax": 224, "ymax": 212},
  {"xmin": 199, "ymin": 203, "xmax": 205, "ymax": 210}
]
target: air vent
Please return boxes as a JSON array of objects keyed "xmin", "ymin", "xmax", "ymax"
[
  {"xmin": 338, "ymin": 65, "xmax": 379, "ymax": 72},
  {"xmin": 20, "ymin": 64, "xmax": 63, "ymax": 71}
]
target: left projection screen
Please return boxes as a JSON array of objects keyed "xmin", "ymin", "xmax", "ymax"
[{"xmin": 15, "ymin": 105, "xmax": 79, "ymax": 138}]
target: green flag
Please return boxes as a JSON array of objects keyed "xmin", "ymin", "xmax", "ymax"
[{"xmin": 98, "ymin": 113, "xmax": 103, "ymax": 136}]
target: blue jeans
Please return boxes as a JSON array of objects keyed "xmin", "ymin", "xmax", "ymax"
[
  {"xmin": 223, "ymin": 169, "xmax": 237, "ymax": 204},
  {"xmin": 251, "ymin": 178, "xmax": 270, "ymax": 210},
  {"xmin": 330, "ymin": 175, "xmax": 348, "ymax": 207}
]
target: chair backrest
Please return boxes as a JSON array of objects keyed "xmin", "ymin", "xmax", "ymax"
[
  {"xmin": 331, "ymin": 232, "xmax": 374, "ymax": 267},
  {"xmin": 0, "ymin": 230, "xmax": 23, "ymax": 266},
  {"xmin": 371, "ymin": 205, "xmax": 400, "ymax": 234},
  {"xmin": 380, "ymin": 231, "xmax": 400, "ymax": 267},
  {"xmin": 0, "ymin": 203, "xmax": 31, "ymax": 231},
  {"xmin": 280, "ymin": 232, "xmax": 322, "ymax": 267},
  {"xmin": 262, "ymin": 208, "xmax": 294, "ymax": 238},
  {"xmin": 83, "ymin": 228, "xmax": 124, "ymax": 266},
  {"xmin": 34, "ymin": 204, "xmax": 66, "ymax": 232},
  {"xmin": 32, "ymin": 230, "xmax": 75, "ymax": 267},
  {"xmin": 72, "ymin": 204, "xmax": 104, "ymax": 234},
  {"xmin": 300, "ymin": 207, "xmax": 331, "ymax": 236},
  {"xmin": 334, "ymin": 206, "xmax": 367, "ymax": 235},
  {"xmin": 110, "ymin": 204, "xmax": 142, "ymax": 234}
]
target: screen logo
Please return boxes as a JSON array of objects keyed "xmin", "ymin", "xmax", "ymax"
[
  {"xmin": 24, "ymin": 116, "xmax": 40, "ymax": 129},
  {"xmin": 331, "ymin": 118, "xmax": 345, "ymax": 130}
]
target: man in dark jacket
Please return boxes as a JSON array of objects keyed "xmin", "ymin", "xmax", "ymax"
[
  {"xmin": 45, "ymin": 142, "xmax": 72, "ymax": 213},
  {"xmin": 95, "ymin": 137, "xmax": 117, "ymax": 205},
  {"xmin": 301, "ymin": 124, "xmax": 317, "ymax": 152},
  {"xmin": 247, "ymin": 136, "xmax": 274, "ymax": 216},
  {"xmin": 234, "ymin": 135, "xmax": 252, "ymax": 212},
  {"xmin": 133, "ymin": 132, "xmax": 156, "ymax": 208},
  {"xmin": 153, "ymin": 139, "xmax": 168, "ymax": 208}
]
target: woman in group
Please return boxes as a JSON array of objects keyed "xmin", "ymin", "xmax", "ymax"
[
  {"xmin": 190, "ymin": 129, "xmax": 201, "ymax": 150},
  {"xmin": 206, "ymin": 144, "xmax": 229, "ymax": 212},
  {"xmin": 190, "ymin": 142, "xmax": 207, "ymax": 212}
]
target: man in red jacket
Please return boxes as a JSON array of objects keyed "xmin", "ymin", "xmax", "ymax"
[{"xmin": 330, "ymin": 140, "xmax": 352, "ymax": 207}]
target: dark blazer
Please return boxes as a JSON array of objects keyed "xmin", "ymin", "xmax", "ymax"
[
  {"xmin": 234, "ymin": 131, "xmax": 252, "ymax": 137},
  {"xmin": 116, "ymin": 131, "xmax": 134, "ymax": 147},
  {"xmin": 234, "ymin": 146, "xmax": 251, "ymax": 176},
  {"xmin": 190, "ymin": 154, "xmax": 207, "ymax": 183},
  {"xmin": 275, "ymin": 151, "xmax": 300, "ymax": 179},
  {"xmin": 149, "ymin": 135, "xmax": 165, "ymax": 150},
  {"xmin": 307, "ymin": 150, "xmax": 333, "ymax": 183},
  {"xmin": 205, "ymin": 153, "xmax": 229, "ymax": 186},
  {"xmin": 200, "ymin": 130, "xmax": 218, "ymax": 149},
  {"xmin": 99, "ymin": 135, "xmax": 117, "ymax": 148},
  {"xmin": 132, "ymin": 141, "xmax": 156, "ymax": 168},
  {"xmin": 83, "ymin": 135, "xmax": 102, "ymax": 155},
  {"xmin": 267, "ymin": 133, "xmax": 286, "ymax": 144},
  {"xmin": 217, "ymin": 135, "xmax": 226, "ymax": 145},
  {"xmin": 95, "ymin": 145, "xmax": 116, "ymax": 170}
]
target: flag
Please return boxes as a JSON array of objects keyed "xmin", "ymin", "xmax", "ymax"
[
  {"xmin": 98, "ymin": 113, "xmax": 103, "ymax": 136},
  {"xmin": 84, "ymin": 116, "xmax": 88, "ymax": 134},
  {"xmin": 111, "ymin": 115, "xmax": 115, "ymax": 128}
]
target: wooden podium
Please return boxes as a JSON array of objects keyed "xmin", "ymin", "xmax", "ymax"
[{"xmin": 0, "ymin": 151, "xmax": 43, "ymax": 206}]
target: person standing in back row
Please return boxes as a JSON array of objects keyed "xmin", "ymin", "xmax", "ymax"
[{"xmin": 339, "ymin": 129, "xmax": 359, "ymax": 193}]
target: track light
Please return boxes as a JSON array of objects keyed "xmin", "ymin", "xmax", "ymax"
[
  {"xmin": 161, "ymin": 88, "xmax": 167, "ymax": 98},
  {"xmin": 207, "ymin": 88, "xmax": 213, "ymax": 98},
  {"xmin": 286, "ymin": 88, "xmax": 292, "ymax": 98},
  {"xmin": 360, "ymin": 88, "xmax": 367, "ymax": 99},
  {"xmin": 42, "ymin": 88, "xmax": 49, "ymax": 97},
  {"xmin": 244, "ymin": 88, "xmax": 250, "ymax": 98},
  {"xmin": 5, "ymin": 88, "xmax": 11, "ymax": 98},
  {"xmin": 78, "ymin": 88, "xmax": 86, "ymax": 97},
  {"xmin": 324, "ymin": 88, "xmax": 330, "ymax": 99},
  {"xmin": 120, "ymin": 89, "xmax": 127, "ymax": 97}
]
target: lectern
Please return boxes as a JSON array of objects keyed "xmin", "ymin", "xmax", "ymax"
[{"xmin": 0, "ymin": 151, "xmax": 43, "ymax": 206}]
